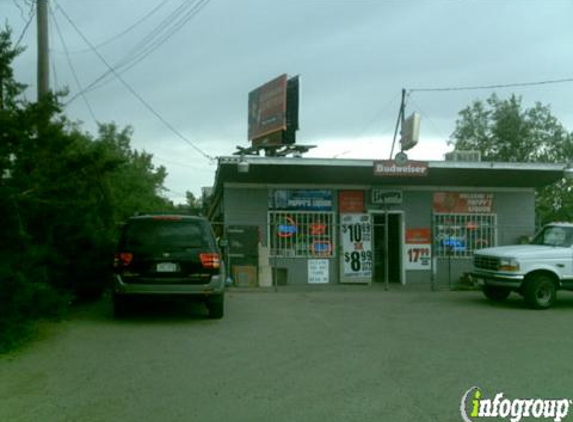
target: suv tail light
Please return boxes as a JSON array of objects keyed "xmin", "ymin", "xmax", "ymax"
[
  {"xmin": 199, "ymin": 253, "xmax": 220, "ymax": 269},
  {"xmin": 114, "ymin": 252, "xmax": 133, "ymax": 268}
]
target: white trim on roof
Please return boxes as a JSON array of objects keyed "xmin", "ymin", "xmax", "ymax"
[{"xmin": 217, "ymin": 156, "xmax": 567, "ymax": 172}]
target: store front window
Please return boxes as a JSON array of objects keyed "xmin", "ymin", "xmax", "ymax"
[
  {"xmin": 269, "ymin": 211, "xmax": 335, "ymax": 258},
  {"xmin": 433, "ymin": 213, "xmax": 497, "ymax": 258}
]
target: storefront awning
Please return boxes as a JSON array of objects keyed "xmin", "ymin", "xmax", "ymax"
[{"xmin": 213, "ymin": 157, "xmax": 566, "ymax": 189}]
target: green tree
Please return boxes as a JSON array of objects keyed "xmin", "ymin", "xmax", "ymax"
[
  {"xmin": 0, "ymin": 27, "xmax": 173, "ymax": 351},
  {"xmin": 449, "ymin": 94, "xmax": 573, "ymax": 224}
]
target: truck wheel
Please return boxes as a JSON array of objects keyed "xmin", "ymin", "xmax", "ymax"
[
  {"xmin": 524, "ymin": 275, "xmax": 556, "ymax": 309},
  {"xmin": 206, "ymin": 294, "xmax": 225, "ymax": 319},
  {"xmin": 482, "ymin": 285, "xmax": 511, "ymax": 302}
]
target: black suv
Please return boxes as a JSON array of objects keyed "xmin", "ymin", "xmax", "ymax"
[{"xmin": 112, "ymin": 214, "xmax": 225, "ymax": 318}]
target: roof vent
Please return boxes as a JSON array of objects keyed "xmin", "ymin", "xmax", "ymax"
[{"xmin": 444, "ymin": 150, "xmax": 481, "ymax": 162}]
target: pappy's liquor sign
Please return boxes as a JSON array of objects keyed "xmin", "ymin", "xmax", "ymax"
[
  {"xmin": 373, "ymin": 160, "xmax": 428, "ymax": 177},
  {"xmin": 269, "ymin": 190, "xmax": 333, "ymax": 211}
]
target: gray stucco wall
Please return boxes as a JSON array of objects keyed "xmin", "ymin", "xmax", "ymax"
[{"xmin": 221, "ymin": 185, "xmax": 536, "ymax": 286}]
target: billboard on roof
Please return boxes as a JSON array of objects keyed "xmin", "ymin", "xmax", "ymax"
[
  {"xmin": 248, "ymin": 74, "xmax": 300, "ymax": 146},
  {"xmin": 248, "ymin": 74, "xmax": 288, "ymax": 142}
]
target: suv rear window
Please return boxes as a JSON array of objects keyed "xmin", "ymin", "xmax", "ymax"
[{"xmin": 122, "ymin": 219, "xmax": 214, "ymax": 250}]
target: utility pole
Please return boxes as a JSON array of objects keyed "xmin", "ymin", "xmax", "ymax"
[
  {"xmin": 37, "ymin": 0, "xmax": 49, "ymax": 101},
  {"xmin": 389, "ymin": 88, "xmax": 406, "ymax": 159}
]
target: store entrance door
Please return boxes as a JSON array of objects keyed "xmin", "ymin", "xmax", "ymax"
[{"xmin": 372, "ymin": 213, "xmax": 402, "ymax": 284}]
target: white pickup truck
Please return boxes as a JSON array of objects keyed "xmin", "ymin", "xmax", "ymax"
[{"xmin": 472, "ymin": 223, "xmax": 573, "ymax": 309}]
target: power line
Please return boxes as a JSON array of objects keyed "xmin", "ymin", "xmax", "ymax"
[
  {"xmin": 63, "ymin": 0, "xmax": 212, "ymax": 105},
  {"xmin": 51, "ymin": 0, "xmax": 171, "ymax": 54},
  {"xmin": 63, "ymin": 0, "xmax": 200, "ymax": 103},
  {"xmin": 154, "ymin": 155, "xmax": 214, "ymax": 171},
  {"xmin": 12, "ymin": 0, "xmax": 31, "ymax": 22},
  {"xmin": 90, "ymin": 0, "xmax": 212, "ymax": 97},
  {"xmin": 407, "ymin": 97, "xmax": 448, "ymax": 141},
  {"xmin": 409, "ymin": 77, "xmax": 573, "ymax": 93},
  {"xmin": 163, "ymin": 187, "xmax": 190, "ymax": 198},
  {"xmin": 113, "ymin": 0, "xmax": 211, "ymax": 75},
  {"xmin": 332, "ymin": 93, "xmax": 401, "ymax": 158},
  {"xmin": 14, "ymin": 4, "xmax": 35, "ymax": 48},
  {"xmin": 55, "ymin": 3, "xmax": 213, "ymax": 162},
  {"xmin": 49, "ymin": 5, "xmax": 98, "ymax": 122}
]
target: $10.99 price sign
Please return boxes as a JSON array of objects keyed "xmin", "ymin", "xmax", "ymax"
[{"xmin": 340, "ymin": 214, "xmax": 372, "ymax": 283}]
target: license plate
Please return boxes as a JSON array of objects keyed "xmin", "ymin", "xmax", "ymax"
[
  {"xmin": 156, "ymin": 262, "xmax": 178, "ymax": 273},
  {"xmin": 475, "ymin": 278, "xmax": 485, "ymax": 287}
]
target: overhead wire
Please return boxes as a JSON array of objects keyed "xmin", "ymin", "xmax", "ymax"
[
  {"xmin": 84, "ymin": 0, "xmax": 211, "ymax": 97},
  {"xmin": 153, "ymin": 155, "xmax": 215, "ymax": 172},
  {"xmin": 12, "ymin": 0, "xmax": 30, "ymax": 22},
  {"xmin": 407, "ymin": 97, "xmax": 448, "ymax": 141},
  {"xmin": 164, "ymin": 187, "xmax": 190, "ymax": 197},
  {"xmin": 332, "ymin": 93, "xmax": 401, "ymax": 158},
  {"xmin": 14, "ymin": 3, "xmax": 35, "ymax": 48},
  {"xmin": 49, "ymin": 5, "xmax": 98, "ymax": 122},
  {"xmin": 406, "ymin": 76, "xmax": 573, "ymax": 148},
  {"xmin": 62, "ymin": 0, "xmax": 196, "ymax": 103},
  {"xmin": 54, "ymin": 2, "xmax": 214, "ymax": 162},
  {"xmin": 115, "ymin": 0, "xmax": 211, "ymax": 72},
  {"xmin": 63, "ymin": 0, "xmax": 212, "ymax": 105},
  {"xmin": 409, "ymin": 77, "xmax": 573, "ymax": 93},
  {"xmin": 51, "ymin": 0, "xmax": 171, "ymax": 54}
]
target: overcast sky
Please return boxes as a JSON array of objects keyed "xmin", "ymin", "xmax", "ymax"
[{"xmin": 4, "ymin": 0, "xmax": 573, "ymax": 203}]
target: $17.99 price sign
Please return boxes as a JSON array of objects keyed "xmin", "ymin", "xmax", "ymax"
[
  {"xmin": 340, "ymin": 214, "xmax": 372, "ymax": 283},
  {"xmin": 405, "ymin": 228, "xmax": 432, "ymax": 270}
]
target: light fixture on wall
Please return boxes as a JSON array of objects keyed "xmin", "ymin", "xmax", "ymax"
[{"xmin": 237, "ymin": 155, "xmax": 249, "ymax": 173}]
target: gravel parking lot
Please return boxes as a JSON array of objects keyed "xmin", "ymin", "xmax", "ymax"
[{"xmin": 1, "ymin": 285, "xmax": 573, "ymax": 422}]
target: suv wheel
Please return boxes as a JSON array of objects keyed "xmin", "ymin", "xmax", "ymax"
[
  {"xmin": 482, "ymin": 285, "xmax": 511, "ymax": 302},
  {"xmin": 524, "ymin": 275, "xmax": 556, "ymax": 310},
  {"xmin": 206, "ymin": 294, "xmax": 225, "ymax": 319}
]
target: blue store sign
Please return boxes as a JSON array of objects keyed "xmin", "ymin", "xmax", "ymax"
[{"xmin": 269, "ymin": 190, "xmax": 333, "ymax": 211}]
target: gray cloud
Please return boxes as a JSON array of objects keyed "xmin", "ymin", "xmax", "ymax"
[{"xmin": 5, "ymin": 0, "xmax": 573, "ymax": 202}]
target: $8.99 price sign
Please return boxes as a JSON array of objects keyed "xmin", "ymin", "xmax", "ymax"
[
  {"xmin": 340, "ymin": 214, "xmax": 372, "ymax": 280},
  {"xmin": 344, "ymin": 250, "xmax": 373, "ymax": 272}
]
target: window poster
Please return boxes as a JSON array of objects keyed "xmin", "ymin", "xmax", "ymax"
[
  {"xmin": 308, "ymin": 259, "xmax": 329, "ymax": 284},
  {"xmin": 340, "ymin": 213, "xmax": 372, "ymax": 284},
  {"xmin": 404, "ymin": 228, "xmax": 432, "ymax": 270}
]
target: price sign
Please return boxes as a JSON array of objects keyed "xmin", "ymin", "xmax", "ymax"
[
  {"xmin": 340, "ymin": 214, "xmax": 372, "ymax": 284},
  {"xmin": 405, "ymin": 228, "xmax": 432, "ymax": 270}
]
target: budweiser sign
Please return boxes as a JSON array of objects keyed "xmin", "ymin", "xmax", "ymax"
[{"xmin": 373, "ymin": 160, "xmax": 428, "ymax": 177}]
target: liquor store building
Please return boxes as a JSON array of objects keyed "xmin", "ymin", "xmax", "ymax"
[{"xmin": 208, "ymin": 156, "xmax": 565, "ymax": 287}]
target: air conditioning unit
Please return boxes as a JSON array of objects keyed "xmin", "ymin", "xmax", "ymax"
[{"xmin": 444, "ymin": 150, "xmax": 481, "ymax": 162}]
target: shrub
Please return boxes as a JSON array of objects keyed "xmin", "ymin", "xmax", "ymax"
[{"xmin": 0, "ymin": 263, "xmax": 69, "ymax": 353}]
